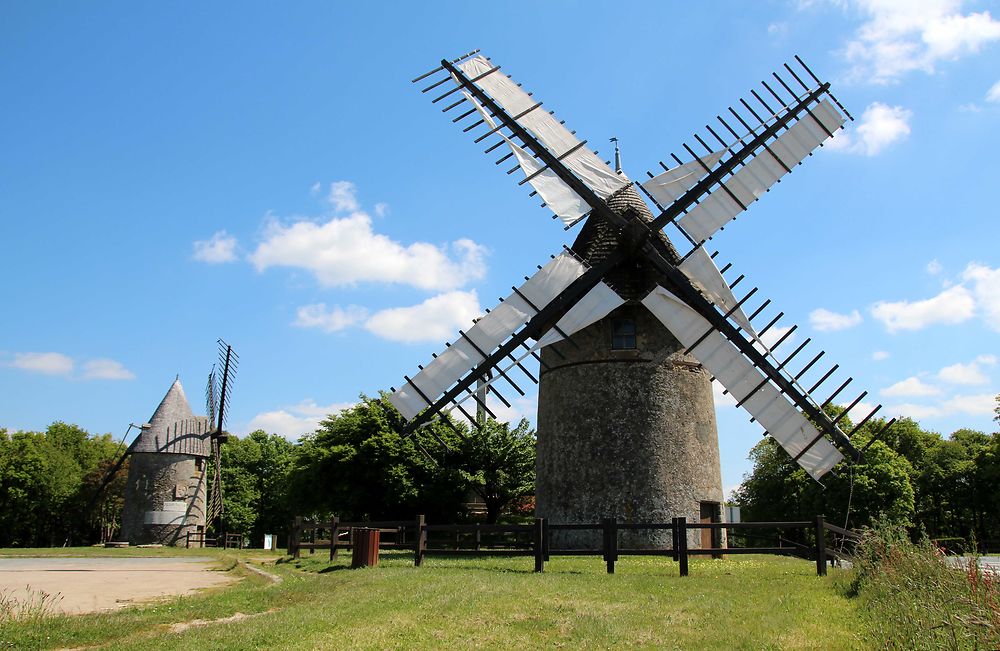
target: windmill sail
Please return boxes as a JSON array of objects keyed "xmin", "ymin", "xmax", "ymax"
[
  {"xmin": 418, "ymin": 53, "xmax": 627, "ymax": 227},
  {"xmin": 665, "ymin": 100, "xmax": 845, "ymax": 244},
  {"xmin": 389, "ymin": 251, "xmax": 625, "ymax": 424},
  {"xmin": 643, "ymin": 285, "xmax": 842, "ymax": 480},
  {"xmin": 205, "ymin": 340, "xmax": 237, "ymax": 532},
  {"xmin": 429, "ymin": 279, "xmax": 626, "ymax": 425},
  {"xmin": 407, "ymin": 50, "xmax": 883, "ymax": 481}
]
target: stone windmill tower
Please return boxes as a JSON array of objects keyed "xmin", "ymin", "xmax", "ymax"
[
  {"xmin": 385, "ymin": 51, "xmax": 895, "ymax": 548},
  {"xmin": 536, "ymin": 184, "xmax": 724, "ymax": 548},
  {"xmin": 121, "ymin": 377, "xmax": 213, "ymax": 545}
]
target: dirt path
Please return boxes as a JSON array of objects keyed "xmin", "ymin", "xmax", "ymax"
[{"xmin": 0, "ymin": 557, "xmax": 235, "ymax": 615}]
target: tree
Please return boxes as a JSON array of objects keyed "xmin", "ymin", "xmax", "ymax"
[
  {"xmin": 216, "ymin": 430, "xmax": 296, "ymax": 545},
  {"xmin": 288, "ymin": 394, "xmax": 467, "ymax": 521},
  {"xmin": 0, "ymin": 423, "xmax": 124, "ymax": 546},
  {"xmin": 733, "ymin": 411, "xmax": 915, "ymax": 532},
  {"xmin": 455, "ymin": 418, "xmax": 536, "ymax": 523}
]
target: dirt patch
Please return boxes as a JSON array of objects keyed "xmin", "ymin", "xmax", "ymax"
[
  {"xmin": 167, "ymin": 607, "xmax": 278, "ymax": 633},
  {"xmin": 0, "ymin": 557, "xmax": 235, "ymax": 615}
]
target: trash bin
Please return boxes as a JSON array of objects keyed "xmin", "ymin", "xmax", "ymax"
[{"xmin": 351, "ymin": 527, "xmax": 380, "ymax": 568}]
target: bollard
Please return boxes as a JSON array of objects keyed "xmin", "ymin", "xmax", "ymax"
[{"xmin": 352, "ymin": 527, "xmax": 380, "ymax": 568}]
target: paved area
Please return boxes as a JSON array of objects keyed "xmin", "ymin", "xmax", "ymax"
[
  {"xmin": 0, "ymin": 557, "xmax": 235, "ymax": 615},
  {"xmin": 978, "ymin": 555, "xmax": 1000, "ymax": 572},
  {"xmin": 945, "ymin": 555, "xmax": 1000, "ymax": 573}
]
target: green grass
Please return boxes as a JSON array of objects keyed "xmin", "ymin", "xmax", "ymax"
[{"xmin": 1, "ymin": 549, "xmax": 865, "ymax": 650}]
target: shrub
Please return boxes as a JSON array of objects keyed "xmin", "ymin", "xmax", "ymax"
[{"xmin": 850, "ymin": 518, "xmax": 999, "ymax": 649}]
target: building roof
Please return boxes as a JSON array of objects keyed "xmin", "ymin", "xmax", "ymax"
[
  {"xmin": 132, "ymin": 377, "xmax": 212, "ymax": 457},
  {"xmin": 570, "ymin": 183, "xmax": 681, "ymax": 302}
]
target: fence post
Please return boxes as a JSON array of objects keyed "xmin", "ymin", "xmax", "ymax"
[
  {"xmin": 815, "ymin": 515, "xmax": 827, "ymax": 576},
  {"xmin": 671, "ymin": 517, "xmax": 679, "ymax": 562},
  {"xmin": 533, "ymin": 518, "xmax": 545, "ymax": 572},
  {"xmin": 289, "ymin": 516, "xmax": 302, "ymax": 559},
  {"xmin": 475, "ymin": 523, "xmax": 481, "ymax": 552},
  {"xmin": 711, "ymin": 506, "xmax": 724, "ymax": 560},
  {"xmin": 414, "ymin": 514, "xmax": 426, "ymax": 567},
  {"xmin": 678, "ymin": 516, "xmax": 689, "ymax": 577},
  {"xmin": 330, "ymin": 516, "xmax": 340, "ymax": 561},
  {"xmin": 603, "ymin": 517, "xmax": 617, "ymax": 574},
  {"xmin": 542, "ymin": 519, "xmax": 550, "ymax": 561}
]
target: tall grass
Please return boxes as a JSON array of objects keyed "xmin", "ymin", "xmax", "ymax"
[
  {"xmin": 850, "ymin": 521, "xmax": 1000, "ymax": 649},
  {"xmin": 0, "ymin": 587, "xmax": 62, "ymax": 624}
]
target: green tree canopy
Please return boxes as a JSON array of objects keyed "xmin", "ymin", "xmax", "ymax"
[
  {"xmin": 288, "ymin": 394, "xmax": 467, "ymax": 521},
  {"xmin": 216, "ymin": 430, "xmax": 296, "ymax": 544},
  {"xmin": 733, "ymin": 410, "xmax": 915, "ymax": 532},
  {"xmin": 455, "ymin": 417, "xmax": 536, "ymax": 524}
]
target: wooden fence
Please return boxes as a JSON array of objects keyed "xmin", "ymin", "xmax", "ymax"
[
  {"xmin": 185, "ymin": 531, "xmax": 244, "ymax": 549},
  {"xmin": 288, "ymin": 515, "xmax": 860, "ymax": 576}
]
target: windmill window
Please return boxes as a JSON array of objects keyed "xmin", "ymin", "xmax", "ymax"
[{"xmin": 611, "ymin": 318, "xmax": 636, "ymax": 350}]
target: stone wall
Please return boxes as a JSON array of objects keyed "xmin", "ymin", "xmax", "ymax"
[
  {"xmin": 536, "ymin": 302, "xmax": 725, "ymax": 549},
  {"xmin": 121, "ymin": 452, "xmax": 207, "ymax": 546}
]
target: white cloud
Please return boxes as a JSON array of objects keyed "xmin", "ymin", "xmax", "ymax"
[
  {"xmin": 885, "ymin": 392, "xmax": 998, "ymax": 421},
  {"xmin": 309, "ymin": 181, "xmax": 322, "ymax": 196},
  {"xmin": 941, "ymin": 393, "xmax": 997, "ymax": 416},
  {"xmin": 767, "ymin": 22, "xmax": 789, "ymax": 36},
  {"xmin": 327, "ymin": 181, "xmax": 360, "ymax": 213},
  {"xmin": 809, "ymin": 307, "xmax": 863, "ymax": 332},
  {"xmin": 482, "ymin": 393, "xmax": 538, "ymax": 427},
  {"xmin": 293, "ymin": 303, "xmax": 369, "ymax": 333},
  {"xmin": 961, "ymin": 262, "xmax": 1000, "ymax": 331},
  {"xmin": 872, "ymin": 350, "xmax": 890, "ymax": 361},
  {"xmin": 192, "ymin": 231, "xmax": 238, "ymax": 264},
  {"xmin": 9, "ymin": 352, "xmax": 74, "ymax": 376},
  {"xmin": 249, "ymin": 213, "xmax": 487, "ymax": 291},
  {"xmin": 365, "ymin": 291, "xmax": 482, "ymax": 344},
  {"xmin": 976, "ymin": 354, "xmax": 997, "ymax": 365},
  {"xmin": 758, "ymin": 325, "xmax": 797, "ymax": 352},
  {"xmin": 374, "ymin": 202, "xmax": 389, "ymax": 218},
  {"xmin": 926, "ymin": 259, "xmax": 943, "ymax": 275},
  {"xmin": 871, "ymin": 262, "xmax": 1000, "ymax": 333},
  {"xmin": 838, "ymin": 0, "xmax": 1000, "ymax": 84},
  {"xmin": 886, "ymin": 402, "xmax": 945, "ymax": 420},
  {"xmin": 247, "ymin": 399, "xmax": 354, "ymax": 441},
  {"xmin": 938, "ymin": 361, "xmax": 989, "ymax": 385},
  {"xmin": 870, "ymin": 284, "xmax": 975, "ymax": 332},
  {"xmin": 81, "ymin": 358, "xmax": 135, "ymax": 381},
  {"xmin": 987, "ymin": 80, "xmax": 1000, "ymax": 102},
  {"xmin": 712, "ymin": 380, "xmax": 737, "ymax": 408},
  {"xmin": 841, "ymin": 400, "xmax": 878, "ymax": 424},
  {"xmin": 881, "ymin": 376, "xmax": 941, "ymax": 397},
  {"xmin": 827, "ymin": 102, "xmax": 911, "ymax": 155}
]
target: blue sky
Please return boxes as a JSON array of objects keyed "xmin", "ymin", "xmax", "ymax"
[{"xmin": 2, "ymin": 1, "xmax": 998, "ymax": 494}]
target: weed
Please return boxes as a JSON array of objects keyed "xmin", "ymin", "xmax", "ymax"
[{"xmin": 850, "ymin": 518, "xmax": 1000, "ymax": 649}]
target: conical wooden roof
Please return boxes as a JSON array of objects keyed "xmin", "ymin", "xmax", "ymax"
[
  {"xmin": 570, "ymin": 183, "xmax": 680, "ymax": 301},
  {"xmin": 133, "ymin": 377, "xmax": 211, "ymax": 456}
]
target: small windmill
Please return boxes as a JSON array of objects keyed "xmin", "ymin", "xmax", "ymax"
[
  {"xmin": 387, "ymin": 51, "xmax": 894, "ymax": 532},
  {"xmin": 205, "ymin": 339, "xmax": 238, "ymax": 533}
]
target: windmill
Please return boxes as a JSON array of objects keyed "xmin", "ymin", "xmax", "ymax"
[
  {"xmin": 99, "ymin": 339, "xmax": 238, "ymax": 546},
  {"xmin": 205, "ymin": 339, "xmax": 238, "ymax": 534},
  {"xmin": 387, "ymin": 50, "xmax": 894, "ymax": 545}
]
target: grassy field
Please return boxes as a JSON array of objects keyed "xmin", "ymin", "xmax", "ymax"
[{"xmin": 1, "ymin": 548, "xmax": 865, "ymax": 650}]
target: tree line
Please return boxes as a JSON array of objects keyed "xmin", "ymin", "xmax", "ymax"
[
  {"xmin": 3, "ymin": 393, "xmax": 997, "ymax": 548},
  {"xmin": 0, "ymin": 394, "xmax": 536, "ymax": 547},
  {"xmin": 734, "ymin": 396, "xmax": 1000, "ymax": 549}
]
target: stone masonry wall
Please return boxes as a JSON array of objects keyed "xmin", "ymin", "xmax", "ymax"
[
  {"xmin": 536, "ymin": 303, "xmax": 725, "ymax": 550},
  {"xmin": 121, "ymin": 452, "xmax": 207, "ymax": 546}
]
